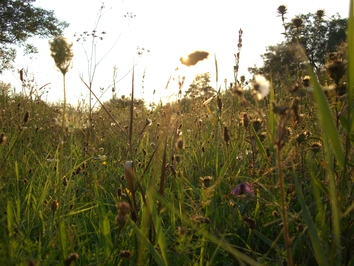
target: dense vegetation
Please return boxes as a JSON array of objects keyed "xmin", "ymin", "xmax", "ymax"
[{"xmin": 1, "ymin": 3, "xmax": 354, "ymax": 266}]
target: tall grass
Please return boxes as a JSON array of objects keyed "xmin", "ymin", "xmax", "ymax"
[{"xmin": 0, "ymin": 2, "xmax": 353, "ymax": 266}]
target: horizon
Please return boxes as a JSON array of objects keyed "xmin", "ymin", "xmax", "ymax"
[{"xmin": 0, "ymin": 0, "xmax": 349, "ymax": 107}]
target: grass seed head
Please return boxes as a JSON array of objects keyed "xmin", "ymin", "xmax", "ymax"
[
  {"xmin": 23, "ymin": 111, "xmax": 30, "ymax": 124},
  {"xmin": 49, "ymin": 36, "xmax": 74, "ymax": 75},
  {"xmin": 217, "ymin": 96, "xmax": 222, "ymax": 111},
  {"xmin": 223, "ymin": 126, "xmax": 230, "ymax": 144}
]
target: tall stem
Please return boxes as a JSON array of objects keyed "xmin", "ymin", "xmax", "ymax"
[
  {"xmin": 58, "ymin": 73, "xmax": 66, "ymax": 260},
  {"xmin": 277, "ymin": 147, "xmax": 293, "ymax": 266}
]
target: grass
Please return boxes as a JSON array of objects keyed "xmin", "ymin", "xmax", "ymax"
[{"xmin": 1, "ymin": 2, "xmax": 354, "ymax": 265}]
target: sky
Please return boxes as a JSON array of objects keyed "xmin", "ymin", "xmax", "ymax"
[{"xmin": 0, "ymin": 0, "xmax": 350, "ymax": 107}]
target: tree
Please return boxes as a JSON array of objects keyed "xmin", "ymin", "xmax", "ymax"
[
  {"xmin": 249, "ymin": 11, "xmax": 347, "ymax": 80},
  {"xmin": 0, "ymin": 0, "xmax": 69, "ymax": 73},
  {"xmin": 184, "ymin": 72, "xmax": 215, "ymax": 100}
]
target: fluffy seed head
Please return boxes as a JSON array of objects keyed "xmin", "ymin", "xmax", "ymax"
[
  {"xmin": 253, "ymin": 75, "xmax": 270, "ymax": 100},
  {"xmin": 49, "ymin": 36, "xmax": 74, "ymax": 75}
]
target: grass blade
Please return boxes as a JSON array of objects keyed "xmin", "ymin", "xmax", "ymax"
[
  {"xmin": 129, "ymin": 219, "xmax": 166, "ymax": 266},
  {"xmin": 294, "ymin": 176, "xmax": 329, "ymax": 266},
  {"xmin": 307, "ymin": 66, "xmax": 345, "ymax": 168}
]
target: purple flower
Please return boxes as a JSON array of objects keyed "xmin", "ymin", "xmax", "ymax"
[{"xmin": 231, "ymin": 182, "xmax": 254, "ymax": 197}]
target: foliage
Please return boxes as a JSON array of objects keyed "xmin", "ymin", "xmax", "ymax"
[
  {"xmin": 0, "ymin": 0, "xmax": 69, "ymax": 73},
  {"xmin": 249, "ymin": 12, "xmax": 347, "ymax": 81},
  {"xmin": 184, "ymin": 72, "xmax": 216, "ymax": 100}
]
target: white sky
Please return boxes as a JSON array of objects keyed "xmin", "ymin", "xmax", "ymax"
[{"xmin": 0, "ymin": 0, "xmax": 350, "ymax": 107}]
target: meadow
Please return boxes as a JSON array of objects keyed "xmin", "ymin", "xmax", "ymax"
[{"xmin": 1, "ymin": 4, "xmax": 354, "ymax": 266}]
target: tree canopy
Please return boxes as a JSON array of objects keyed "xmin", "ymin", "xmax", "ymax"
[
  {"xmin": 249, "ymin": 11, "xmax": 347, "ymax": 81},
  {"xmin": 0, "ymin": 0, "xmax": 69, "ymax": 73},
  {"xmin": 184, "ymin": 72, "xmax": 215, "ymax": 100}
]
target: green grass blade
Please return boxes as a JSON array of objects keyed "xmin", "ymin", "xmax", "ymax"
[
  {"xmin": 129, "ymin": 219, "xmax": 166, "ymax": 266},
  {"xmin": 98, "ymin": 203, "xmax": 113, "ymax": 259},
  {"xmin": 59, "ymin": 219, "xmax": 68, "ymax": 259},
  {"xmin": 294, "ymin": 176, "xmax": 329, "ymax": 266},
  {"xmin": 307, "ymin": 67, "xmax": 345, "ymax": 168},
  {"xmin": 151, "ymin": 200, "xmax": 169, "ymax": 265}
]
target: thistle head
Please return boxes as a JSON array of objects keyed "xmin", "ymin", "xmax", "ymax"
[
  {"xmin": 292, "ymin": 17, "xmax": 303, "ymax": 29},
  {"xmin": 277, "ymin": 5, "xmax": 287, "ymax": 16}
]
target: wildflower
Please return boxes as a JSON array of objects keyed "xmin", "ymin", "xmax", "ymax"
[
  {"xmin": 192, "ymin": 215, "xmax": 210, "ymax": 224},
  {"xmin": 315, "ymin": 9, "xmax": 325, "ymax": 20},
  {"xmin": 62, "ymin": 176, "xmax": 68, "ymax": 186},
  {"xmin": 296, "ymin": 131, "xmax": 311, "ymax": 144},
  {"xmin": 115, "ymin": 202, "xmax": 131, "ymax": 226},
  {"xmin": 49, "ymin": 36, "xmax": 74, "ymax": 75},
  {"xmin": 277, "ymin": 5, "xmax": 287, "ymax": 16},
  {"xmin": 253, "ymin": 75, "xmax": 270, "ymax": 100},
  {"xmin": 119, "ymin": 250, "xmax": 132, "ymax": 259},
  {"xmin": 200, "ymin": 176, "xmax": 213, "ymax": 188},
  {"xmin": 178, "ymin": 226, "xmax": 186, "ymax": 236},
  {"xmin": 272, "ymin": 210, "xmax": 280, "ymax": 217},
  {"xmin": 230, "ymin": 182, "xmax": 254, "ymax": 197},
  {"xmin": 51, "ymin": 200, "xmax": 59, "ymax": 212},
  {"xmin": 28, "ymin": 259, "xmax": 36, "ymax": 266},
  {"xmin": 326, "ymin": 59, "xmax": 346, "ymax": 85},
  {"xmin": 0, "ymin": 133, "xmax": 6, "ymax": 145},
  {"xmin": 239, "ymin": 112, "xmax": 249, "ymax": 127},
  {"xmin": 232, "ymin": 85, "xmax": 243, "ymax": 96},
  {"xmin": 64, "ymin": 253, "xmax": 79, "ymax": 266},
  {"xmin": 252, "ymin": 119, "xmax": 262, "ymax": 132},
  {"xmin": 176, "ymin": 138, "xmax": 184, "ymax": 149},
  {"xmin": 292, "ymin": 17, "xmax": 303, "ymax": 29},
  {"xmin": 311, "ymin": 142, "xmax": 322, "ymax": 153},
  {"xmin": 244, "ymin": 217, "xmax": 256, "ymax": 230}
]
